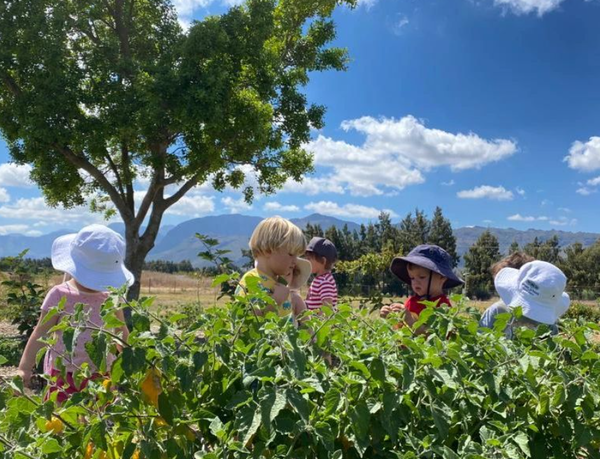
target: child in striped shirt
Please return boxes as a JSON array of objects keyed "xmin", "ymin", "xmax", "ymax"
[{"xmin": 304, "ymin": 237, "xmax": 338, "ymax": 311}]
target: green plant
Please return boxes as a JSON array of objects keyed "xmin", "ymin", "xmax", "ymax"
[
  {"xmin": 2, "ymin": 280, "xmax": 600, "ymax": 458},
  {"xmin": 0, "ymin": 250, "xmax": 47, "ymax": 338},
  {"xmin": 565, "ymin": 301, "xmax": 600, "ymax": 323},
  {"xmin": 0, "ymin": 337, "xmax": 24, "ymax": 367}
]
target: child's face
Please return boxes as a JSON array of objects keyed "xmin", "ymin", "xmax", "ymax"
[
  {"xmin": 407, "ymin": 265, "xmax": 447, "ymax": 297},
  {"xmin": 264, "ymin": 247, "xmax": 299, "ymax": 277},
  {"xmin": 306, "ymin": 252, "xmax": 326, "ymax": 274}
]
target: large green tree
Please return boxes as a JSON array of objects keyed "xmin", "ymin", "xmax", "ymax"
[
  {"xmin": 463, "ymin": 230, "xmax": 501, "ymax": 300},
  {"xmin": 427, "ymin": 206, "xmax": 458, "ymax": 267},
  {"xmin": 0, "ymin": 0, "xmax": 355, "ymax": 299}
]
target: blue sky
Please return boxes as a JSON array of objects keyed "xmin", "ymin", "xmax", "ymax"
[{"xmin": 1, "ymin": 0, "xmax": 600, "ymax": 236}]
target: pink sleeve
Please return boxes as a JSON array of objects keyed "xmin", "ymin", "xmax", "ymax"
[{"xmin": 40, "ymin": 286, "xmax": 63, "ymax": 312}]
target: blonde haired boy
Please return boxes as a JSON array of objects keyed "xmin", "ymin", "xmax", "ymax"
[{"xmin": 236, "ymin": 216, "xmax": 308, "ymax": 319}]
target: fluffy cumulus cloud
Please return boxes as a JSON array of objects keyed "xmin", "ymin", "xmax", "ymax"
[
  {"xmin": 221, "ymin": 196, "xmax": 252, "ymax": 214},
  {"xmin": 301, "ymin": 116, "xmax": 517, "ymax": 197},
  {"xmin": 263, "ymin": 202, "xmax": 300, "ymax": 213},
  {"xmin": 564, "ymin": 137, "xmax": 600, "ymax": 172},
  {"xmin": 304, "ymin": 201, "xmax": 398, "ymax": 219},
  {"xmin": 507, "ymin": 214, "xmax": 549, "ymax": 222},
  {"xmin": 457, "ymin": 185, "xmax": 514, "ymax": 201},
  {"xmin": 0, "ymin": 197, "xmax": 108, "ymax": 225},
  {"xmin": 0, "ymin": 163, "xmax": 33, "ymax": 187},
  {"xmin": 165, "ymin": 193, "xmax": 215, "ymax": 217},
  {"xmin": 493, "ymin": 0, "xmax": 565, "ymax": 16},
  {"xmin": 0, "ymin": 187, "xmax": 10, "ymax": 203}
]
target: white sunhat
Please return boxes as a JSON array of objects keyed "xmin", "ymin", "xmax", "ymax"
[
  {"xmin": 494, "ymin": 260, "xmax": 570, "ymax": 325},
  {"xmin": 289, "ymin": 258, "xmax": 312, "ymax": 290},
  {"xmin": 51, "ymin": 224, "xmax": 134, "ymax": 292}
]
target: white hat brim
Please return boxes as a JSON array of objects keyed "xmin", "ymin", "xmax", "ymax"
[
  {"xmin": 51, "ymin": 232, "xmax": 134, "ymax": 291},
  {"xmin": 289, "ymin": 258, "xmax": 312, "ymax": 289},
  {"xmin": 495, "ymin": 267, "xmax": 570, "ymax": 325}
]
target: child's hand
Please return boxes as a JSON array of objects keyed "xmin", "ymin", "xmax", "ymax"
[
  {"xmin": 380, "ymin": 303, "xmax": 404, "ymax": 318},
  {"xmin": 272, "ymin": 283, "xmax": 290, "ymax": 306}
]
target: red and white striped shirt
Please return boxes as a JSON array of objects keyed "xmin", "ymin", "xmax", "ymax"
[{"xmin": 306, "ymin": 272, "xmax": 338, "ymax": 310}]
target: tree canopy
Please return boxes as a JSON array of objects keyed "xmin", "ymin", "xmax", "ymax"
[{"xmin": 0, "ymin": 0, "xmax": 356, "ymax": 298}]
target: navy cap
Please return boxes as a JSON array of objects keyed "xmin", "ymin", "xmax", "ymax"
[
  {"xmin": 306, "ymin": 237, "xmax": 338, "ymax": 262},
  {"xmin": 390, "ymin": 244, "xmax": 464, "ymax": 289}
]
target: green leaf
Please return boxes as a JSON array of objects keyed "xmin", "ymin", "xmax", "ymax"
[
  {"xmin": 369, "ymin": 358, "xmax": 386, "ymax": 384},
  {"xmin": 261, "ymin": 390, "xmax": 287, "ymax": 424},
  {"xmin": 122, "ymin": 347, "xmax": 146, "ymax": 375},
  {"xmin": 102, "ymin": 311, "xmax": 125, "ymax": 329},
  {"xmin": 158, "ymin": 391, "xmax": 174, "ymax": 425},
  {"xmin": 243, "ymin": 406, "xmax": 262, "ymax": 447},
  {"xmin": 513, "ymin": 432, "xmax": 531, "ymax": 457},
  {"xmin": 287, "ymin": 389, "xmax": 310, "ymax": 423},
  {"xmin": 41, "ymin": 438, "xmax": 63, "ymax": 454},
  {"xmin": 324, "ymin": 387, "xmax": 342, "ymax": 416}
]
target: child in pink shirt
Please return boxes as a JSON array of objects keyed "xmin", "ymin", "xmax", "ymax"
[
  {"xmin": 18, "ymin": 224, "xmax": 133, "ymax": 403},
  {"xmin": 304, "ymin": 237, "xmax": 338, "ymax": 311}
]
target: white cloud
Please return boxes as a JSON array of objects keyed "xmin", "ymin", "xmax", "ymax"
[
  {"xmin": 558, "ymin": 207, "xmax": 571, "ymax": 213},
  {"xmin": 541, "ymin": 199, "xmax": 552, "ymax": 206},
  {"xmin": 564, "ymin": 137, "xmax": 600, "ymax": 172},
  {"xmin": 221, "ymin": 196, "xmax": 252, "ymax": 214},
  {"xmin": 586, "ymin": 176, "xmax": 600, "ymax": 186},
  {"xmin": 0, "ymin": 197, "xmax": 108, "ymax": 225},
  {"xmin": 457, "ymin": 185, "xmax": 514, "ymax": 201},
  {"xmin": 483, "ymin": 219, "xmax": 494, "ymax": 224},
  {"xmin": 304, "ymin": 201, "xmax": 398, "ymax": 219},
  {"xmin": 0, "ymin": 163, "xmax": 33, "ymax": 187},
  {"xmin": 493, "ymin": 0, "xmax": 565, "ymax": 16},
  {"xmin": 303, "ymin": 115, "xmax": 516, "ymax": 197},
  {"xmin": 507, "ymin": 214, "xmax": 549, "ymax": 222},
  {"xmin": 516, "ymin": 187, "xmax": 526, "ymax": 196},
  {"xmin": 0, "ymin": 188, "xmax": 10, "ymax": 203},
  {"xmin": 0, "ymin": 224, "xmax": 42, "ymax": 236},
  {"xmin": 356, "ymin": 0, "xmax": 378, "ymax": 9},
  {"xmin": 264, "ymin": 202, "xmax": 300, "ymax": 213},
  {"xmin": 392, "ymin": 15, "xmax": 410, "ymax": 35},
  {"xmin": 442, "ymin": 180, "xmax": 455, "ymax": 186},
  {"xmin": 576, "ymin": 187, "xmax": 596, "ymax": 196},
  {"xmin": 281, "ymin": 176, "xmax": 345, "ymax": 195},
  {"xmin": 549, "ymin": 216, "xmax": 578, "ymax": 226},
  {"xmin": 166, "ymin": 193, "xmax": 215, "ymax": 217}
]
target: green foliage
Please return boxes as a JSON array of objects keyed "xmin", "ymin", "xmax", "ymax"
[
  {"xmin": 2, "ymin": 287, "xmax": 600, "ymax": 458},
  {"xmin": 428, "ymin": 207, "xmax": 459, "ymax": 267},
  {"xmin": 565, "ymin": 301, "xmax": 600, "ymax": 323},
  {"xmin": 559, "ymin": 241, "xmax": 600, "ymax": 300},
  {"xmin": 523, "ymin": 236, "xmax": 561, "ymax": 264},
  {"xmin": 463, "ymin": 231, "xmax": 502, "ymax": 300},
  {"xmin": 0, "ymin": 250, "xmax": 47, "ymax": 338},
  {"xmin": 0, "ymin": 336, "xmax": 24, "ymax": 367},
  {"xmin": 0, "ymin": 0, "xmax": 357, "ymax": 295}
]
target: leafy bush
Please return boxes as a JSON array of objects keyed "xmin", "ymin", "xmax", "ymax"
[
  {"xmin": 1, "ymin": 285, "xmax": 600, "ymax": 458},
  {"xmin": 0, "ymin": 336, "xmax": 24, "ymax": 367},
  {"xmin": 0, "ymin": 250, "xmax": 47, "ymax": 338},
  {"xmin": 565, "ymin": 301, "xmax": 600, "ymax": 323}
]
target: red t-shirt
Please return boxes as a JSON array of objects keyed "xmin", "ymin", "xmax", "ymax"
[{"xmin": 404, "ymin": 295, "xmax": 451, "ymax": 316}]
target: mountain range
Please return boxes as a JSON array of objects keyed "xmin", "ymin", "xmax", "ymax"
[{"xmin": 0, "ymin": 214, "xmax": 598, "ymax": 267}]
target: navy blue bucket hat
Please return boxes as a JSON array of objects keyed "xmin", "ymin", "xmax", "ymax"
[{"xmin": 390, "ymin": 244, "xmax": 464, "ymax": 289}]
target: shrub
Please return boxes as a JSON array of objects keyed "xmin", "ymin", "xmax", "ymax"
[
  {"xmin": 1, "ymin": 282, "xmax": 600, "ymax": 459},
  {"xmin": 565, "ymin": 301, "xmax": 600, "ymax": 323}
]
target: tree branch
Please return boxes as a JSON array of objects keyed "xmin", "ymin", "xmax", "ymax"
[
  {"xmin": 105, "ymin": 151, "xmax": 125, "ymax": 199},
  {"xmin": 55, "ymin": 145, "xmax": 133, "ymax": 221},
  {"xmin": 162, "ymin": 174, "xmax": 201, "ymax": 208},
  {"xmin": 1, "ymin": 73, "xmax": 23, "ymax": 98}
]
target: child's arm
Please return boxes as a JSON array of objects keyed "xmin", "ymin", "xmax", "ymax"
[{"xmin": 17, "ymin": 309, "xmax": 59, "ymax": 387}]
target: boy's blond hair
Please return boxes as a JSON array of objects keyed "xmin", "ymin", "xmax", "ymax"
[{"xmin": 249, "ymin": 216, "xmax": 306, "ymax": 257}]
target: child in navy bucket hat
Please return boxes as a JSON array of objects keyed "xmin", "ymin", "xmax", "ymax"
[{"xmin": 381, "ymin": 244, "xmax": 464, "ymax": 326}]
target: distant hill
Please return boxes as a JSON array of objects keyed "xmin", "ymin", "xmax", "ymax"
[
  {"xmin": 1, "ymin": 215, "xmax": 598, "ymax": 268},
  {"xmin": 149, "ymin": 213, "xmax": 362, "ymax": 267},
  {"xmin": 454, "ymin": 226, "xmax": 600, "ymax": 258}
]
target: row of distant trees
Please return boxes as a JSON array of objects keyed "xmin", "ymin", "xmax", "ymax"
[
  {"xmin": 302, "ymin": 208, "xmax": 600, "ymax": 301},
  {"xmin": 2, "ymin": 207, "xmax": 599, "ymax": 300}
]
